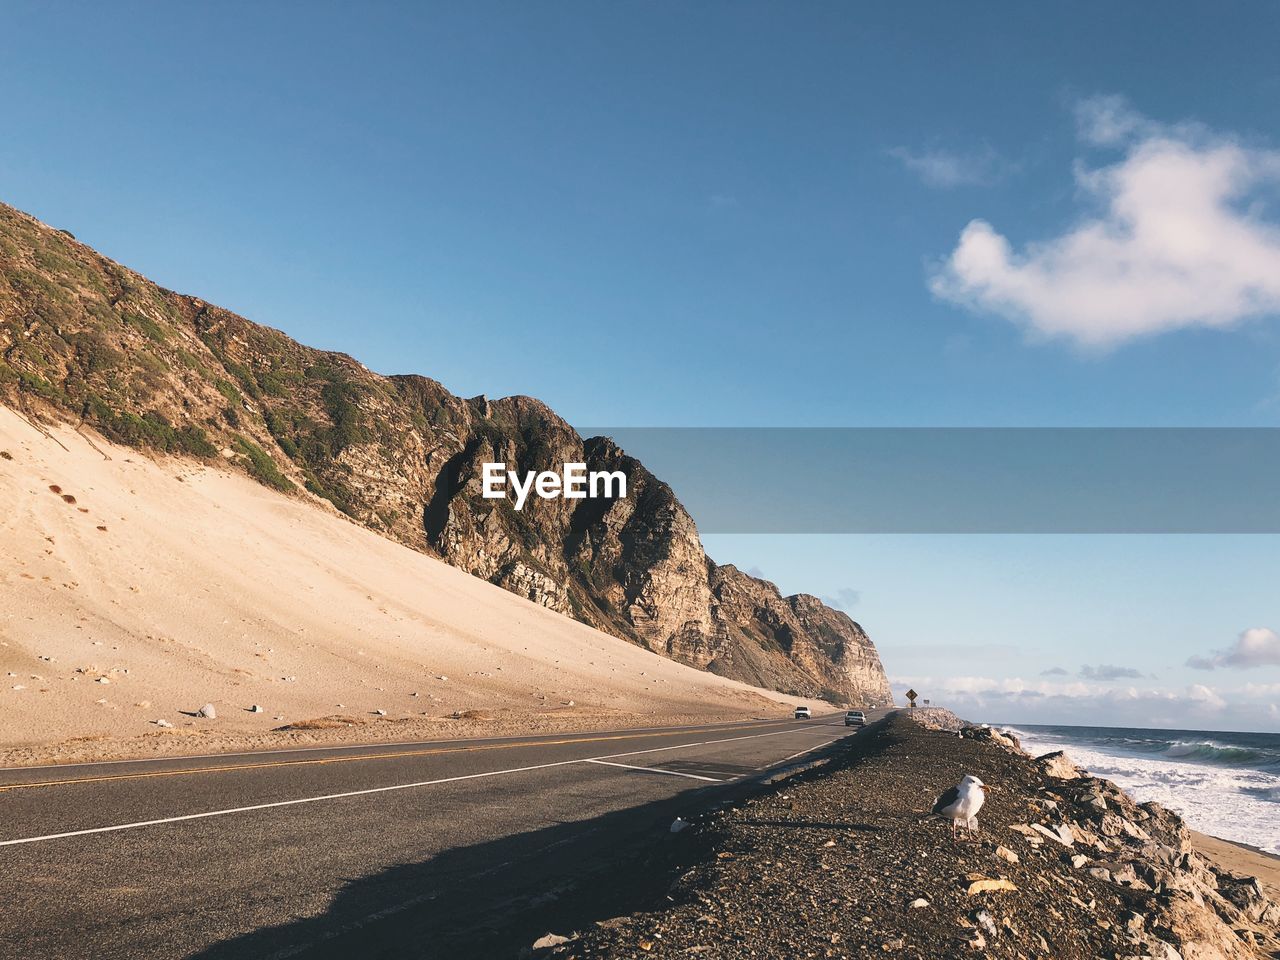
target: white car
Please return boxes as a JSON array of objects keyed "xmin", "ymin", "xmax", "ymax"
[
  {"xmin": 844, "ymin": 710, "xmax": 866, "ymax": 727},
  {"xmin": 794, "ymin": 706, "xmax": 811, "ymax": 719}
]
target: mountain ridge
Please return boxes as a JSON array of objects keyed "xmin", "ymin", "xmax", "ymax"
[{"xmin": 0, "ymin": 201, "xmax": 891, "ymax": 705}]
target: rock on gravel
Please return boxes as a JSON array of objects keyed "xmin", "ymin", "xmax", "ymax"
[
  {"xmin": 901, "ymin": 706, "xmax": 965, "ymax": 732},
  {"xmin": 966, "ymin": 877, "xmax": 1017, "ymax": 895},
  {"xmin": 1037, "ymin": 750, "xmax": 1082, "ymax": 780},
  {"xmin": 531, "ymin": 932, "xmax": 573, "ymax": 950}
]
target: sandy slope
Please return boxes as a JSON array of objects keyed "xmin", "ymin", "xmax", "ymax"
[{"xmin": 0, "ymin": 407, "xmax": 794, "ymax": 764}]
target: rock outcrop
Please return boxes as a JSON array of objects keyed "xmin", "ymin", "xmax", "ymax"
[
  {"xmin": 0, "ymin": 201, "xmax": 892, "ymax": 704},
  {"xmin": 706, "ymin": 564, "xmax": 888, "ymax": 701}
]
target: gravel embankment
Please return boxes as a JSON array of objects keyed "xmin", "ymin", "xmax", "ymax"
[{"xmin": 540, "ymin": 714, "xmax": 1280, "ymax": 959}]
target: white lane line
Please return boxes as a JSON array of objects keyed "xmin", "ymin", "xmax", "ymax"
[
  {"xmin": 601, "ymin": 725, "xmax": 803, "ymax": 757},
  {"xmin": 584, "ymin": 760, "xmax": 722, "ymax": 783},
  {"xmin": 0, "ymin": 725, "xmax": 825, "ymax": 847},
  {"xmin": 0, "ymin": 758, "xmax": 585, "ymax": 847},
  {"xmin": 780, "ymin": 735, "xmax": 847, "ymax": 763}
]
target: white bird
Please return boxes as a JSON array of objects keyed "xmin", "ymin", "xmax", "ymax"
[{"xmin": 928, "ymin": 775, "xmax": 991, "ymax": 839}]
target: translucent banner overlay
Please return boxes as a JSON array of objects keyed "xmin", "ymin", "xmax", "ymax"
[{"xmin": 577, "ymin": 428, "xmax": 1280, "ymax": 533}]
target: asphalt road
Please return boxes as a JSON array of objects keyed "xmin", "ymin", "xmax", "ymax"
[{"xmin": 0, "ymin": 710, "xmax": 886, "ymax": 959}]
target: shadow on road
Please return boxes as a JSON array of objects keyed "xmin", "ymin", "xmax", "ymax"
[
  {"xmin": 190, "ymin": 725, "xmax": 886, "ymax": 960},
  {"xmin": 188, "ymin": 784, "xmax": 726, "ymax": 960}
]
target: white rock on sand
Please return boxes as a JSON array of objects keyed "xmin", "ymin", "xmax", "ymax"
[
  {"xmin": 0, "ymin": 407, "xmax": 792, "ymax": 762},
  {"xmin": 532, "ymin": 934, "xmax": 572, "ymax": 950}
]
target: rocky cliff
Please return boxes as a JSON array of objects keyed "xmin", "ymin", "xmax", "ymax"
[{"xmin": 0, "ymin": 201, "xmax": 892, "ymax": 704}]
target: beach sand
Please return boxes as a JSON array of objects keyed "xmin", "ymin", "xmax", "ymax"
[
  {"xmin": 0, "ymin": 407, "xmax": 799, "ymax": 766},
  {"xmin": 1193, "ymin": 831, "xmax": 1280, "ymax": 903}
]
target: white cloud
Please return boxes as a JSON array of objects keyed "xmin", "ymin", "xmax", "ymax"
[
  {"xmin": 890, "ymin": 145, "xmax": 1003, "ymax": 188},
  {"xmin": 1074, "ymin": 94, "xmax": 1153, "ymax": 146},
  {"xmin": 893, "ymin": 674, "xmax": 1105, "ymax": 702},
  {"xmin": 889, "ymin": 674, "xmax": 1274, "ymax": 729},
  {"xmin": 1187, "ymin": 627, "xmax": 1280, "ymax": 670},
  {"xmin": 1186, "ymin": 683, "xmax": 1227, "ymax": 710},
  {"xmin": 821, "ymin": 588, "xmax": 861, "ymax": 611},
  {"xmin": 931, "ymin": 97, "xmax": 1280, "ymax": 347},
  {"xmin": 1079, "ymin": 663, "xmax": 1146, "ymax": 681}
]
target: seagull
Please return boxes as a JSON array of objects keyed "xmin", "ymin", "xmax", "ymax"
[{"xmin": 928, "ymin": 775, "xmax": 991, "ymax": 839}]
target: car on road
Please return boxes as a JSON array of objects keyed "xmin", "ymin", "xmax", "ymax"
[
  {"xmin": 793, "ymin": 706, "xmax": 811, "ymax": 719},
  {"xmin": 844, "ymin": 710, "xmax": 866, "ymax": 726}
]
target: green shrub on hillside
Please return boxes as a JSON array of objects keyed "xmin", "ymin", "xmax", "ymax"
[
  {"xmin": 176, "ymin": 350, "xmax": 211, "ymax": 376},
  {"xmin": 125, "ymin": 312, "xmax": 169, "ymax": 343},
  {"xmin": 69, "ymin": 332, "xmax": 123, "ymax": 373},
  {"xmin": 84, "ymin": 396, "xmax": 217, "ymax": 458},
  {"xmin": 304, "ymin": 475, "xmax": 358, "ymax": 515},
  {"xmin": 232, "ymin": 435, "xmax": 294, "ymax": 492},
  {"xmin": 16, "ymin": 369, "xmax": 66, "ymax": 402},
  {"xmin": 214, "ymin": 379, "xmax": 242, "ymax": 404}
]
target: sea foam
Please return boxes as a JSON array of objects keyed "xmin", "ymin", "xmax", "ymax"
[{"xmin": 1010, "ymin": 726, "xmax": 1280, "ymax": 856}]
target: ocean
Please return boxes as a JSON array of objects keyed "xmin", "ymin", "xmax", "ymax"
[{"xmin": 1006, "ymin": 724, "xmax": 1280, "ymax": 855}]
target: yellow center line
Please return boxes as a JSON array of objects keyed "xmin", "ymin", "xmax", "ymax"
[{"xmin": 0, "ymin": 721, "xmax": 793, "ymax": 793}]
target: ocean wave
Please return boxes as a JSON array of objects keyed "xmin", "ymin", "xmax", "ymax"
[
  {"xmin": 1163, "ymin": 739, "xmax": 1273, "ymax": 766},
  {"xmin": 1013, "ymin": 727, "xmax": 1280, "ymax": 855},
  {"xmin": 1241, "ymin": 784, "xmax": 1280, "ymax": 804},
  {"xmin": 1008, "ymin": 726, "xmax": 1280, "ymax": 772}
]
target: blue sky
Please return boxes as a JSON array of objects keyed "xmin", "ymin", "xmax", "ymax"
[{"xmin": 4, "ymin": 2, "xmax": 1279, "ymax": 728}]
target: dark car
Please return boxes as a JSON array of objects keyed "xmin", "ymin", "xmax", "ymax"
[{"xmin": 844, "ymin": 710, "xmax": 866, "ymax": 726}]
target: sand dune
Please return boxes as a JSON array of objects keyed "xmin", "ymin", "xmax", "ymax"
[{"xmin": 0, "ymin": 407, "xmax": 792, "ymax": 764}]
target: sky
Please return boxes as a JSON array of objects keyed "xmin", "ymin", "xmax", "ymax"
[{"xmin": 3, "ymin": 2, "xmax": 1279, "ymax": 729}]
